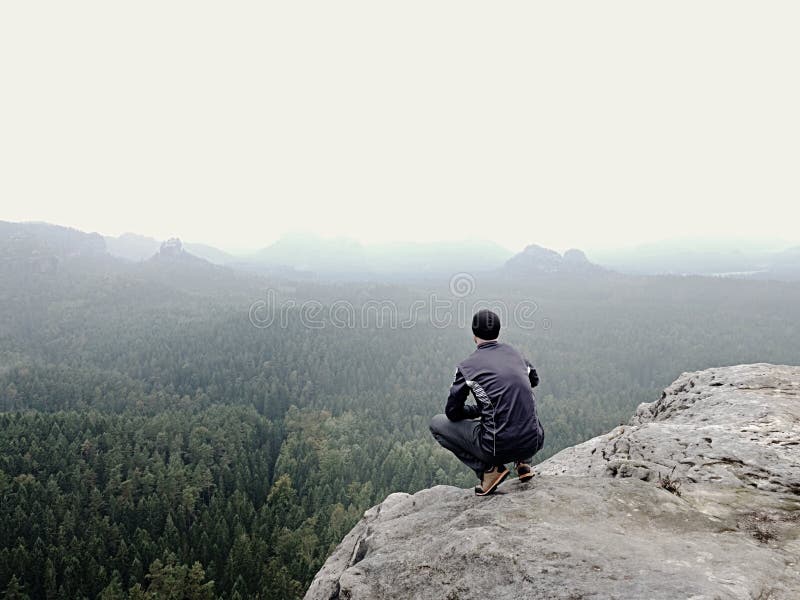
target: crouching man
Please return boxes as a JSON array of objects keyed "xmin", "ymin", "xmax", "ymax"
[{"xmin": 430, "ymin": 309, "xmax": 545, "ymax": 496}]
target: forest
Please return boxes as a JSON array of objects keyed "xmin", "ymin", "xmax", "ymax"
[{"xmin": 2, "ymin": 239, "xmax": 800, "ymax": 598}]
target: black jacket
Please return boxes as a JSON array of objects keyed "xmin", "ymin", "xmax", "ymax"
[{"xmin": 446, "ymin": 340, "xmax": 543, "ymax": 460}]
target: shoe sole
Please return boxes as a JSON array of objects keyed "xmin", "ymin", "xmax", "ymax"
[
  {"xmin": 518, "ymin": 472, "xmax": 534, "ymax": 483},
  {"xmin": 475, "ymin": 468, "xmax": 510, "ymax": 496}
]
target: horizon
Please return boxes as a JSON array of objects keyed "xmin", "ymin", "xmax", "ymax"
[
  {"xmin": 6, "ymin": 216, "xmax": 800, "ymax": 257},
  {"xmin": 4, "ymin": 217, "xmax": 799, "ymax": 260},
  {"xmin": 3, "ymin": 3, "xmax": 800, "ymax": 597}
]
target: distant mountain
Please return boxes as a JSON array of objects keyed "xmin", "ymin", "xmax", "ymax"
[
  {"xmin": 124, "ymin": 237, "xmax": 257, "ymax": 296},
  {"xmin": 253, "ymin": 233, "xmax": 366, "ymax": 273},
  {"xmin": 368, "ymin": 240, "xmax": 511, "ymax": 274},
  {"xmin": 104, "ymin": 232, "xmax": 160, "ymax": 261},
  {"xmin": 505, "ymin": 244, "xmax": 606, "ymax": 275},
  {"xmin": 1, "ymin": 220, "xmax": 106, "ymax": 257},
  {"xmin": 148, "ymin": 237, "xmax": 209, "ymax": 264},
  {"xmin": 771, "ymin": 246, "xmax": 800, "ymax": 267},
  {"xmin": 751, "ymin": 246, "xmax": 800, "ymax": 281},
  {"xmin": 0, "ymin": 222, "xmax": 256, "ymax": 300},
  {"xmin": 0, "ymin": 220, "xmax": 107, "ymax": 274},
  {"xmin": 105, "ymin": 232, "xmax": 235, "ymax": 265},
  {"xmin": 12, "ymin": 221, "xmax": 799, "ymax": 282},
  {"xmin": 248, "ymin": 233, "xmax": 512, "ymax": 277},
  {"xmin": 182, "ymin": 242, "xmax": 236, "ymax": 265},
  {"xmin": 588, "ymin": 238, "xmax": 800, "ymax": 281}
]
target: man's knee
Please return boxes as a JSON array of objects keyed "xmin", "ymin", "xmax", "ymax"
[{"xmin": 429, "ymin": 413, "xmax": 449, "ymax": 436}]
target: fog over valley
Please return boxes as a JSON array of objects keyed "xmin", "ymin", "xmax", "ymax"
[{"xmin": 2, "ymin": 2, "xmax": 799, "ymax": 598}]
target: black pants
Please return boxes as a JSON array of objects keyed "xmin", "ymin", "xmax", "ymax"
[{"xmin": 429, "ymin": 413, "xmax": 541, "ymax": 479}]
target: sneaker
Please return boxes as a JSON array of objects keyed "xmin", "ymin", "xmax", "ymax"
[
  {"xmin": 515, "ymin": 461, "xmax": 534, "ymax": 483},
  {"xmin": 474, "ymin": 465, "xmax": 510, "ymax": 496}
]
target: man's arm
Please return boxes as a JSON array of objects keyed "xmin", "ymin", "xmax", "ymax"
[
  {"xmin": 525, "ymin": 358, "xmax": 540, "ymax": 388},
  {"xmin": 445, "ymin": 368, "xmax": 480, "ymax": 421}
]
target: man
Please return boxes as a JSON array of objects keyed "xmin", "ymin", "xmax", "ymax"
[{"xmin": 429, "ymin": 309, "xmax": 545, "ymax": 496}]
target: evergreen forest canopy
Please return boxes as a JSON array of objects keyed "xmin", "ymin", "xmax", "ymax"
[{"xmin": 2, "ymin": 224, "xmax": 800, "ymax": 598}]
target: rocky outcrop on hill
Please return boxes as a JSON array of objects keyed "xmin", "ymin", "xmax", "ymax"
[
  {"xmin": 147, "ymin": 238, "xmax": 211, "ymax": 266},
  {"xmin": 505, "ymin": 244, "xmax": 606, "ymax": 275},
  {"xmin": 157, "ymin": 237, "xmax": 186, "ymax": 257},
  {"xmin": 305, "ymin": 364, "xmax": 800, "ymax": 600}
]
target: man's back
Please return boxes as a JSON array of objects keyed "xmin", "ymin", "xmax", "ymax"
[{"xmin": 448, "ymin": 340, "xmax": 543, "ymax": 460}]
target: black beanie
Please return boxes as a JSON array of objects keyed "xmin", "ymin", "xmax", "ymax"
[{"xmin": 472, "ymin": 309, "xmax": 500, "ymax": 340}]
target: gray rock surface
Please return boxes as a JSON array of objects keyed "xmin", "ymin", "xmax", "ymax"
[{"xmin": 304, "ymin": 364, "xmax": 800, "ymax": 600}]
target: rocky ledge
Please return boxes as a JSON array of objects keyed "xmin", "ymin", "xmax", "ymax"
[{"xmin": 304, "ymin": 364, "xmax": 800, "ymax": 600}]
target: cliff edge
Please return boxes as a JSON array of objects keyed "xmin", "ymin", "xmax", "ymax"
[{"xmin": 304, "ymin": 364, "xmax": 800, "ymax": 600}]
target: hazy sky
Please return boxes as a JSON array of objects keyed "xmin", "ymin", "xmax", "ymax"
[{"xmin": 2, "ymin": 2, "xmax": 798, "ymax": 254}]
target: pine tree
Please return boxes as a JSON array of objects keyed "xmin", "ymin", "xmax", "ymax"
[{"xmin": 2, "ymin": 576, "xmax": 30, "ymax": 600}]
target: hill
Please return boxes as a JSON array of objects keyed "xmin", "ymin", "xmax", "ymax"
[
  {"xmin": 249, "ymin": 233, "xmax": 512, "ymax": 278},
  {"xmin": 105, "ymin": 232, "xmax": 236, "ymax": 264},
  {"xmin": 505, "ymin": 244, "xmax": 607, "ymax": 275}
]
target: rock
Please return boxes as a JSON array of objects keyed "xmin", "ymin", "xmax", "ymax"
[
  {"xmin": 505, "ymin": 244, "xmax": 564, "ymax": 273},
  {"xmin": 158, "ymin": 237, "xmax": 184, "ymax": 257},
  {"xmin": 304, "ymin": 364, "xmax": 800, "ymax": 600},
  {"xmin": 148, "ymin": 238, "xmax": 210, "ymax": 267},
  {"xmin": 505, "ymin": 244, "xmax": 606, "ymax": 275},
  {"xmin": 538, "ymin": 364, "xmax": 800, "ymax": 496},
  {"xmin": 562, "ymin": 248, "xmax": 590, "ymax": 265}
]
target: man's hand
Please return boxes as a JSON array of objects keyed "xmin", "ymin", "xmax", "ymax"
[
  {"xmin": 446, "ymin": 368, "xmax": 481, "ymax": 420},
  {"xmin": 525, "ymin": 359, "xmax": 540, "ymax": 388}
]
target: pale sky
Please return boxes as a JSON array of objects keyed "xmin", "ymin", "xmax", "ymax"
[{"xmin": 1, "ymin": 2, "xmax": 798, "ymax": 254}]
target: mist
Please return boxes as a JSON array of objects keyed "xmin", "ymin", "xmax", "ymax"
[
  {"xmin": 2, "ymin": 3, "xmax": 800, "ymax": 599},
  {"xmin": 2, "ymin": 1, "xmax": 799, "ymax": 253}
]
